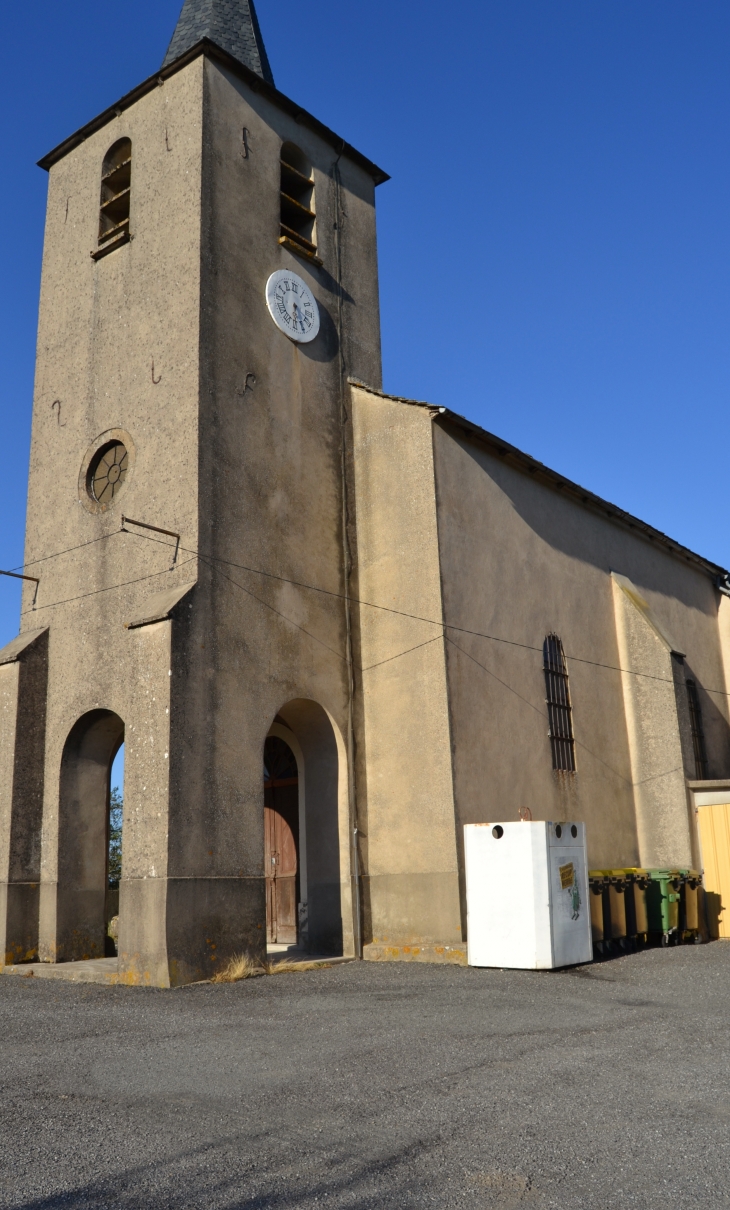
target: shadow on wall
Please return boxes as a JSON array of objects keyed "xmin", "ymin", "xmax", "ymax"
[
  {"xmin": 451, "ymin": 430, "xmax": 719, "ymax": 616},
  {"xmin": 705, "ymin": 892, "xmax": 724, "ymax": 938},
  {"xmin": 684, "ymin": 663, "xmax": 730, "ymax": 780}
]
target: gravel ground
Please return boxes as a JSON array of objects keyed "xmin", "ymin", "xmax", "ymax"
[{"xmin": 1, "ymin": 944, "xmax": 729, "ymax": 1209}]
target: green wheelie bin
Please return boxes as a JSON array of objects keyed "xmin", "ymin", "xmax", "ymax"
[{"xmin": 646, "ymin": 870, "xmax": 683, "ymax": 944}]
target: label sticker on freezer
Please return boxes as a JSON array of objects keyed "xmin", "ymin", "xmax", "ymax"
[
  {"xmin": 555, "ymin": 859, "xmax": 582, "ymax": 921},
  {"xmin": 559, "ymin": 862, "xmax": 574, "ymax": 890}
]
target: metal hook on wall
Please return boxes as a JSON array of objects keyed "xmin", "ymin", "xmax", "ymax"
[
  {"xmin": 0, "ymin": 569, "xmax": 40, "ymax": 608},
  {"xmin": 236, "ymin": 373, "xmax": 257, "ymax": 398}
]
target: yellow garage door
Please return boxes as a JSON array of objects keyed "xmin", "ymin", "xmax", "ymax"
[{"xmin": 697, "ymin": 803, "xmax": 730, "ymax": 939}]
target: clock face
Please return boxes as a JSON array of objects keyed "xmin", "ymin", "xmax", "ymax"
[{"xmin": 266, "ymin": 270, "xmax": 320, "ymax": 343}]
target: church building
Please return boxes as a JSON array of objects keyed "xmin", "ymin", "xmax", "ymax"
[{"xmin": 2, "ymin": 0, "xmax": 730, "ymax": 985}]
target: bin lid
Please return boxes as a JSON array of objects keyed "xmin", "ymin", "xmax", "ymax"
[{"xmin": 589, "ymin": 868, "xmax": 648, "ymax": 877}]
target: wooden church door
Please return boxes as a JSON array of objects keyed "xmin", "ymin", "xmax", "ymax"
[{"xmin": 263, "ymin": 737, "xmax": 300, "ymax": 944}]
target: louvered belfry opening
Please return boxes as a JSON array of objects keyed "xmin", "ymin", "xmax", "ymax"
[
  {"xmin": 99, "ymin": 139, "xmax": 132, "ymax": 248},
  {"xmin": 686, "ymin": 678, "xmax": 709, "ymax": 780},
  {"xmin": 279, "ymin": 142, "xmax": 316, "ymax": 257},
  {"xmin": 543, "ymin": 634, "xmax": 576, "ymax": 773}
]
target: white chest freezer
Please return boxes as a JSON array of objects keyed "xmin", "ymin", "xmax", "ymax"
[{"xmin": 464, "ymin": 820, "xmax": 592, "ymax": 969}]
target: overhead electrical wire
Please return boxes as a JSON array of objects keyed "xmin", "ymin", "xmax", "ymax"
[
  {"xmin": 12, "ymin": 523, "xmax": 730, "ymax": 702},
  {"xmin": 10, "ymin": 531, "xmax": 121, "ymax": 571},
  {"xmin": 18, "ymin": 557, "xmax": 196, "ymax": 614}
]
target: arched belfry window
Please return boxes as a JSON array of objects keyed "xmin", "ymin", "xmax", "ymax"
[
  {"xmin": 279, "ymin": 142, "xmax": 317, "ymax": 259},
  {"xmin": 97, "ymin": 138, "xmax": 132, "ymax": 253},
  {"xmin": 543, "ymin": 634, "xmax": 576, "ymax": 772}
]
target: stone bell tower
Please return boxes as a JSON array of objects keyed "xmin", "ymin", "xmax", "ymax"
[{"xmin": 0, "ymin": 0, "xmax": 387, "ymax": 985}]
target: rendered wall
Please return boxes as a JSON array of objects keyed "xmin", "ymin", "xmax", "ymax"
[
  {"xmin": 430, "ymin": 418, "xmax": 730, "ymax": 879},
  {"xmin": 155, "ymin": 58, "xmax": 383, "ymax": 976},
  {"xmin": 350, "ymin": 386, "xmax": 462, "ymax": 948},
  {"xmin": 611, "ymin": 575, "xmax": 695, "ymax": 868},
  {"xmin": 0, "ymin": 631, "xmax": 49, "ymax": 965},
  {"xmin": 15, "ymin": 49, "xmax": 385, "ymax": 984},
  {"xmin": 25, "ymin": 62, "xmax": 205, "ymax": 982}
]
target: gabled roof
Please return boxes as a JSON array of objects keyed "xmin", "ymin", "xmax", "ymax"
[
  {"xmin": 348, "ymin": 380, "xmax": 730, "ymax": 587},
  {"xmin": 163, "ymin": 0, "xmax": 274, "ymax": 85}
]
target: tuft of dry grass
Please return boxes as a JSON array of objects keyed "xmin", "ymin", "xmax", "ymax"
[
  {"xmin": 210, "ymin": 953, "xmax": 331, "ymax": 983},
  {"xmin": 211, "ymin": 953, "xmax": 265, "ymax": 983},
  {"xmin": 264, "ymin": 958, "xmax": 330, "ymax": 975}
]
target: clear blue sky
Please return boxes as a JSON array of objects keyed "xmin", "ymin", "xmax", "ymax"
[{"xmin": 1, "ymin": 1, "xmax": 729, "ymax": 649}]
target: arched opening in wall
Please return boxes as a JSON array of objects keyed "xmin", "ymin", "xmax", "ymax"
[
  {"xmin": 279, "ymin": 142, "xmax": 316, "ymax": 257},
  {"xmin": 98, "ymin": 138, "xmax": 132, "ymax": 250},
  {"xmin": 107, "ymin": 743, "xmax": 124, "ymax": 956},
  {"xmin": 265, "ymin": 701, "xmax": 353, "ymax": 958},
  {"xmin": 57, "ymin": 710, "xmax": 125, "ymax": 963}
]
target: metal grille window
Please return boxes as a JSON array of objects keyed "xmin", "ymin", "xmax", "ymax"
[
  {"xmin": 279, "ymin": 142, "xmax": 317, "ymax": 258},
  {"xmin": 543, "ymin": 634, "xmax": 576, "ymax": 772},
  {"xmin": 686, "ymin": 679, "xmax": 708, "ymax": 780}
]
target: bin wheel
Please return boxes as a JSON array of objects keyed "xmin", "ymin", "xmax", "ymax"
[
  {"xmin": 693, "ymin": 933, "xmax": 703, "ymax": 945},
  {"xmin": 661, "ymin": 932, "xmax": 670, "ymax": 947}
]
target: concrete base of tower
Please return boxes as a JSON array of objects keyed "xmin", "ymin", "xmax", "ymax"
[
  {"xmin": 165, "ymin": 876, "xmax": 267, "ymax": 987},
  {"xmin": 0, "ymin": 881, "xmax": 40, "ymax": 966},
  {"xmin": 117, "ymin": 875, "xmax": 267, "ymax": 987}
]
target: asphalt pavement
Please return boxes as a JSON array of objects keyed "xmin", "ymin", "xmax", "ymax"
[{"xmin": 1, "ymin": 943, "xmax": 729, "ymax": 1209}]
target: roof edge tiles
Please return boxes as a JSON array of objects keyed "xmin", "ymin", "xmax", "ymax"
[
  {"xmin": 347, "ymin": 379, "xmax": 730, "ymax": 584},
  {"xmin": 37, "ymin": 40, "xmax": 389, "ymax": 184}
]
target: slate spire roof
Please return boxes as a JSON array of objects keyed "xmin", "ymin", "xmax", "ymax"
[{"xmin": 163, "ymin": 0, "xmax": 274, "ymax": 85}]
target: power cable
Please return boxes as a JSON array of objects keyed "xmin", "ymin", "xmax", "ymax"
[
  {"xmin": 10, "ymin": 522, "xmax": 730, "ymax": 703},
  {"xmin": 12, "ymin": 530, "xmax": 684, "ymax": 795},
  {"xmin": 196, "ymin": 552, "xmax": 347, "ymax": 664},
  {"xmin": 10, "ymin": 531, "xmax": 121, "ymax": 572},
  {"xmin": 19, "ymin": 557, "xmax": 196, "ymax": 615},
  {"xmin": 121, "ymin": 526, "xmax": 730, "ymax": 700}
]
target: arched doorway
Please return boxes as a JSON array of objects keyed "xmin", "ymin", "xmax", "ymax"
[
  {"xmin": 57, "ymin": 709, "xmax": 124, "ymax": 962},
  {"xmin": 264, "ymin": 736, "xmax": 300, "ymax": 945},
  {"xmin": 265, "ymin": 701, "xmax": 354, "ymax": 957}
]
